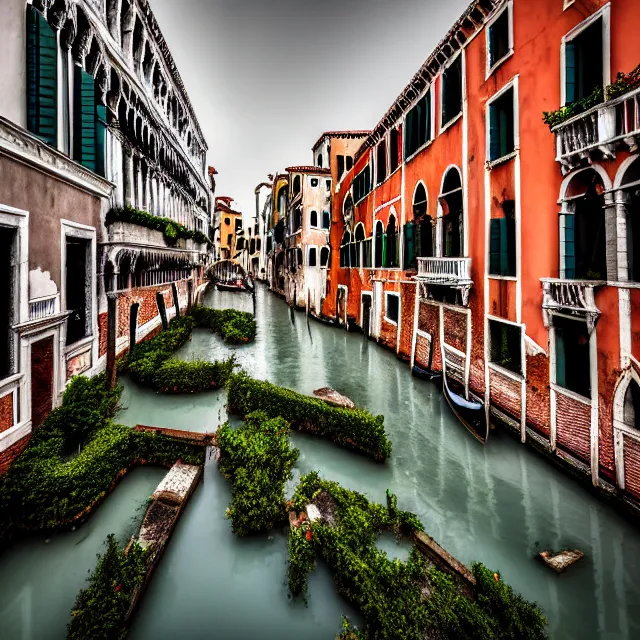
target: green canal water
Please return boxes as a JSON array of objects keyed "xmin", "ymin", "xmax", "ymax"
[{"xmin": 1, "ymin": 283, "xmax": 640, "ymax": 639}]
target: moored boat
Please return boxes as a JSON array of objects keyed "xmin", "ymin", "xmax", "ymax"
[{"xmin": 442, "ymin": 373, "xmax": 488, "ymax": 444}]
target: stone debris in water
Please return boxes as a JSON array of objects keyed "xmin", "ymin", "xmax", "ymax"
[
  {"xmin": 152, "ymin": 463, "xmax": 201, "ymax": 506},
  {"xmin": 312, "ymin": 387, "xmax": 355, "ymax": 409},
  {"xmin": 539, "ymin": 549, "xmax": 584, "ymax": 573},
  {"xmin": 306, "ymin": 504, "xmax": 321, "ymax": 522}
]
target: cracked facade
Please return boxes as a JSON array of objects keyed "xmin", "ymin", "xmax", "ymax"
[
  {"xmin": 0, "ymin": 0, "xmax": 214, "ymax": 472},
  {"xmin": 258, "ymin": 0, "xmax": 640, "ymax": 512}
]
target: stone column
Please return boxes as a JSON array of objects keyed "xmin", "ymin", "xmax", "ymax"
[
  {"xmin": 106, "ymin": 294, "xmax": 118, "ymax": 390},
  {"xmin": 123, "ymin": 148, "xmax": 134, "ymax": 207},
  {"xmin": 121, "ymin": 2, "xmax": 136, "ymax": 62},
  {"xmin": 615, "ymin": 190, "xmax": 631, "ymax": 282},
  {"xmin": 107, "ymin": 0, "xmax": 123, "ymax": 44},
  {"xmin": 604, "ymin": 191, "xmax": 619, "ymax": 282}
]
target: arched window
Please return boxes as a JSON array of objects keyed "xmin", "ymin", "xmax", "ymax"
[
  {"xmin": 343, "ymin": 194, "xmax": 354, "ymax": 224},
  {"xmin": 309, "ymin": 247, "xmax": 317, "ymax": 267},
  {"xmin": 317, "ymin": 154, "xmax": 323, "ymax": 168},
  {"xmin": 411, "ymin": 184, "xmax": 433, "ymax": 265},
  {"xmin": 440, "ymin": 168, "xmax": 463, "ymax": 258},
  {"xmin": 293, "ymin": 175, "xmax": 301, "ymax": 195},
  {"xmin": 375, "ymin": 221, "xmax": 384, "ymax": 268},
  {"xmin": 353, "ymin": 223, "xmax": 365, "ymax": 268},
  {"xmin": 277, "ymin": 186, "xmax": 288, "ymax": 215},
  {"xmin": 340, "ymin": 231, "xmax": 351, "ymax": 268},
  {"xmin": 619, "ymin": 159, "xmax": 640, "ymax": 282},
  {"xmin": 320, "ymin": 247, "xmax": 330, "ymax": 267},
  {"xmin": 310, "ymin": 210, "xmax": 318, "ymax": 227},
  {"xmin": 322, "ymin": 210, "xmax": 331, "ymax": 230},
  {"xmin": 624, "ymin": 379, "xmax": 640, "ymax": 429},
  {"xmin": 294, "ymin": 207, "xmax": 302, "ymax": 231},
  {"xmin": 386, "ymin": 215, "xmax": 398, "ymax": 268}
]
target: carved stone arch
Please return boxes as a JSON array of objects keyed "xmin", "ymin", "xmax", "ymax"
[
  {"xmin": 48, "ymin": 0, "xmax": 70, "ymax": 31},
  {"xmin": 60, "ymin": 7, "xmax": 77, "ymax": 51},
  {"xmin": 107, "ymin": 67, "xmax": 122, "ymax": 114},
  {"xmin": 72, "ymin": 7, "xmax": 93, "ymax": 64},
  {"xmin": 95, "ymin": 62, "xmax": 110, "ymax": 105},
  {"xmin": 106, "ymin": 0, "xmax": 122, "ymax": 42}
]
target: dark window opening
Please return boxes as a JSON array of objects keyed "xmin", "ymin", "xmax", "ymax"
[
  {"xmin": 441, "ymin": 170, "xmax": 463, "ymax": 258},
  {"xmin": 623, "ymin": 380, "xmax": 640, "ymax": 428},
  {"xmin": 405, "ymin": 93, "xmax": 431, "ymax": 159},
  {"xmin": 309, "ymin": 247, "xmax": 317, "ymax": 267},
  {"xmin": 320, "ymin": 247, "xmax": 330, "ymax": 267},
  {"xmin": 322, "ymin": 210, "xmax": 331, "ymax": 230},
  {"xmin": 293, "ymin": 175, "xmax": 301, "ymax": 195},
  {"xmin": 224, "ymin": 217, "xmax": 230, "ymax": 226},
  {"xmin": 489, "ymin": 320, "xmax": 522, "ymax": 374},
  {"xmin": 488, "ymin": 8, "xmax": 510, "ymax": 69},
  {"xmin": 567, "ymin": 184, "xmax": 606, "ymax": 280},
  {"xmin": 565, "ymin": 18, "xmax": 603, "ymax": 104},
  {"xmin": 353, "ymin": 166, "xmax": 372, "ymax": 202},
  {"xmin": 489, "ymin": 203, "xmax": 516, "ymax": 276},
  {"xmin": 257, "ymin": 239, "xmax": 261, "ymax": 252},
  {"xmin": 390, "ymin": 128, "xmax": 400, "ymax": 173},
  {"xmin": 250, "ymin": 239, "xmax": 256, "ymax": 254},
  {"xmin": 375, "ymin": 221, "xmax": 384, "ymax": 268},
  {"xmin": 626, "ymin": 186, "xmax": 640, "ymax": 281},
  {"xmin": 310, "ymin": 210, "xmax": 318, "ymax": 227},
  {"xmin": 297, "ymin": 247, "xmax": 303, "ymax": 266},
  {"xmin": 385, "ymin": 217, "xmax": 398, "ymax": 268},
  {"xmin": 353, "ymin": 224, "xmax": 365, "ymax": 268},
  {"xmin": 235, "ymin": 219, "xmax": 243, "ymax": 232},
  {"xmin": 337, "ymin": 155, "xmax": 345, "ymax": 180},
  {"xmin": 554, "ymin": 316, "xmax": 591, "ymax": 398},
  {"xmin": 317, "ymin": 155, "xmax": 323, "ymax": 168},
  {"xmin": 0, "ymin": 228, "xmax": 16, "ymax": 379},
  {"xmin": 385, "ymin": 294, "xmax": 399, "ymax": 324},
  {"xmin": 65, "ymin": 238, "xmax": 90, "ymax": 346},
  {"xmin": 376, "ymin": 141, "xmax": 387, "ymax": 184},
  {"xmin": 340, "ymin": 231, "xmax": 351, "ymax": 268},
  {"xmin": 227, "ymin": 233, "xmax": 233, "ymax": 246},
  {"xmin": 442, "ymin": 56, "xmax": 463, "ymax": 126},
  {"xmin": 294, "ymin": 208, "xmax": 302, "ymax": 232},
  {"xmin": 346, "ymin": 157, "xmax": 353, "ymax": 171},
  {"xmin": 267, "ymin": 237, "xmax": 273, "ymax": 253},
  {"xmin": 311, "ymin": 178, "xmax": 319, "ymax": 188},
  {"xmin": 326, "ymin": 180, "xmax": 331, "ymax": 191},
  {"xmin": 489, "ymin": 88, "xmax": 515, "ymax": 161}
]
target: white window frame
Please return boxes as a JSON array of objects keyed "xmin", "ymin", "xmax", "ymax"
[
  {"xmin": 309, "ymin": 209, "xmax": 319, "ymax": 230},
  {"xmin": 485, "ymin": 75, "xmax": 520, "ymax": 167},
  {"xmin": 309, "ymin": 177, "xmax": 319, "ymax": 188},
  {"xmin": 403, "ymin": 86, "xmax": 436, "ymax": 165},
  {"xmin": 320, "ymin": 246, "xmax": 330, "ymax": 269},
  {"xmin": 439, "ymin": 51, "xmax": 464, "ymax": 134},
  {"xmin": 485, "ymin": 0, "xmax": 514, "ymax": 79},
  {"xmin": 487, "ymin": 315, "xmax": 524, "ymax": 379},
  {"xmin": 560, "ymin": 3, "xmax": 611, "ymax": 107},
  {"xmin": 307, "ymin": 244, "xmax": 318, "ymax": 268},
  {"xmin": 384, "ymin": 291, "xmax": 400, "ymax": 326}
]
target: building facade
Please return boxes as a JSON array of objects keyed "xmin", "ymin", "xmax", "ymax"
[
  {"xmin": 0, "ymin": 0, "xmax": 213, "ymax": 473},
  {"xmin": 213, "ymin": 197, "xmax": 243, "ymax": 262}
]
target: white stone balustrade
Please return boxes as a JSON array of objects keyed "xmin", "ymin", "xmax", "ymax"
[
  {"xmin": 541, "ymin": 278, "xmax": 604, "ymax": 332},
  {"xmin": 28, "ymin": 293, "xmax": 60, "ymax": 321},
  {"xmin": 416, "ymin": 256, "xmax": 472, "ymax": 284}
]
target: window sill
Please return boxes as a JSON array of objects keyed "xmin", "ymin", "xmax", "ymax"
[
  {"xmin": 488, "ymin": 274, "xmax": 517, "ymax": 281},
  {"xmin": 384, "ymin": 317, "xmax": 398, "ymax": 326},
  {"xmin": 486, "ymin": 150, "xmax": 518, "ymax": 169},
  {"xmin": 440, "ymin": 112, "xmax": 463, "ymax": 136},
  {"xmin": 486, "ymin": 49, "xmax": 514, "ymax": 80},
  {"xmin": 551, "ymin": 383, "xmax": 591, "ymax": 406},
  {"xmin": 64, "ymin": 334, "xmax": 94, "ymax": 357},
  {"xmin": 0, "ymin": 419, "xmax": 32, "ymax": 452},
  {"xmin": 488, "ymin": 362, "xmax": 523, "ymax": 382}
]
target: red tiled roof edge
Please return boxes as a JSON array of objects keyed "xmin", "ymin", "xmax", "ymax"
[{"xmin": 311, "ymin": 130, "xmax": 372, "ymax": 151}]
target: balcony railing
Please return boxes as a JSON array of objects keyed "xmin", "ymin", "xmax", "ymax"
[
  {"xmin": 553, "ymin": 86, "xmax": 640, "ymax": 174},
  {"xmin": 541, "ymin": 278, "xmax": 604, "ymax": 332},
  {"xmin": 29, "ymin": 293, "xmax": 60, "ymax": 321},
  {"xmin": 416, "ymin": 257, "xmax": 472, "ymax": 284}
]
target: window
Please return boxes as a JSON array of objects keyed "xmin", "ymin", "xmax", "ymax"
[
  {"xmin": 405, "ymin": 92, "xmax": 431, "ymax": 158},
  {"xmin": 326, "ymin": 180, "xmax": 331, "ymax": 191},
  {"xmin": 413, "ymin": 183, "xmax": 433, "ymax": 260},
  {"xmin": 554, "ymin": 316, "xmax": 591, "ymax": 398},
  {"xmin": 321, "ymin": 211, "xmax": 331, "ymax": 230},
  {"xmin": 375, "ymin": 221, "xmax": 384, "ymax": 268},
  {"xmin": 488, "ymin": 88, "xmax": 515, "ymax": 161},
  {"xmin": 338, "ymin": 155, "xmax": 345, "ymax": 180},
  {"xmin": 65, "ymin": 237, "xmax": 90, "ymax": 345},
  {"xmin": 311, "ymin": 178, "xmax": 319, "ymax": 188},
  {"xmin": 308, "ymin": 247, "xmax": 317, "ymax": 267},
  {"xmin": 267, "ymin": 236, "xmax": 273, "ymax": 253},
  {"xmin": 250, "ymin": 238, "xmax": 256, "ymax": 254},
  {"xmin": 376, "ymin": 141, "xmax": 387, "ymax": 185},
  {"xmin": 441, "ymin": 169, "xmax": 463, "ymax": 258},
  {"xmin": 235, "ymin": 219, "xmax": 242, "ymax": 232},
  {"xmin": 227, "ymin": 233, "xmax": 232, "ymax": 246},
  {"xmin": 224, "ymin": 217, "xmax": 230, "ymax": 226},
  {"xmin": 257, "ymin": 239, "xmax": 261, "ymax": 251},
  {"xmin": 442, "ymin": 56, "xmax": 463, "ymax": 127},
  {"xmin": 353, "ymin": 166, "xmax": 371, "ymax": 202},
  {"xmin": 310, "ymin": 210, "xmax": 318, "ymax": 227},
  {"xmin": 317, "ymin": 154, "xmax": 323, "ymax": 168},
  {"xmin": 489, "ymin": 208, "xmax": 516, "ymax": 277},
  {"xmin": 320, "ymin": 247, "xmax": 330, "ymax": 267},
  {"xmin": 297, "ymin": 248, "xmax": 303, "ymax": 266},
  {"xmin": 346, "ymin": 157, "xmax": 354, "ymax": 171},
  {"xmin": 385, "ymin": 293, "xmax": 399, "ymax": 324},
  {"xmin": 293, "ymin": 175, "xmax": 301, "ymax": 195},
  {"xmin": 389, "ymin": 128, "xmax": 401, "ymax": 173},
  {"xmin": 385, "ymin": 216, "xmax": 398, "ymax": 268},
  {"xmin": 277, "ymin": 186, "xmax": 287, "ymax": 214},
  {"xmin": 565, "ymin": 17, "xmax": 603, "ymax": 104},
  {"xmin": 26, "ymin": 6, "xmax": 58, "ymax": 147},
  {"xmin": 353, "ymin": 224, "xmax": 365, "ymax": 268},
  {"xmin": 340, "ymin": 231, "xmax": 351, "ymax": 268},
  {"xmin": 487, "ymin": 5, "xmax": 511, "ymax": 72},
  {"xmin": 489, "ymin": 319, "xmax": 522, "ymax": 374},
  {"xmin": 72, "ymin": 65, "xmax": 106, "ymax": 174},
  {"xmin": 0, "ymin": 227, "xmax": 16, "ymax": 379}
]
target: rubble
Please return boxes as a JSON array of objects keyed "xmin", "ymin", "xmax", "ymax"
[{"xmin": 313, "ymin": 387, "xmax": 355, "ymax": 409}]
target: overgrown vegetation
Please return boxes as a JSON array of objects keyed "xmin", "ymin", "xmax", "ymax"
[
  {"xmin": 217, "ymin": 411, "xmax": 299, "ymax": 536},
  {"xmin": 106, "ymin": 205, "xmax": 210, "ymax": 246},
  {"xmin": 0, "ymin": 375, "xmax": 203, "ymax": 536},
  {"xmin": 123, "ymin": 315, "xmax": 236, "ymax": 393},
  {"xmin": 543, "ymin": 64, "xmax": 640, "ymax": 129},
  {"xmin": 67, "ymin": 534, "xmax": 150, "ymax": 640},
  {"xmin": 190, "ymin": 305, "xmax": 257, "ymax": 344},
  {"xmin": 289, "ymin": 473, "xmax": 547, "ymax": 640},
  {"xmin": 226, "ymin": 373, "xmax": 392, "ymax": 461}
]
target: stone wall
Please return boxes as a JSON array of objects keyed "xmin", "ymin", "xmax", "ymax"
[{"xmin": 0, "ymin": 393, "xmax": 13, "ymax": 433}]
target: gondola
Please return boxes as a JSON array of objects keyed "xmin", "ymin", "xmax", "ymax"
[
  {"xmin": 412, "ymin": 364, "xmax": 442, "ymax": 382},
  {"xmin": 442, "ymin": 372, "xmax": 489, "ymax": 444},
  {"xmin": 215, "ymin": 279, "xmax": 247, "ymax": 292}
]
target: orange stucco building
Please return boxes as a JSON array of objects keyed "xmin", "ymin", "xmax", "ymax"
[{"xmin": 299, "ymin": 0, "xmax": 640, "ymax": 510}]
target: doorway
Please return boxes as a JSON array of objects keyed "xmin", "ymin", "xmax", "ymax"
[
  {"xmin": 31, "ymin": 337, "xmax": 54, "ymax": 429},
  {"xmin": 362, "ymin": 293, "xmax": 372, "ymax": 338}
]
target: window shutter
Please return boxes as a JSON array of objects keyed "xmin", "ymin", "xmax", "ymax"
[
  {"xmin": 74, "ymin": 65, "xmax": 97, "ymax": 172},
  {"xmin": 565, "ymin": 42, "xmax": 576, "ymax": 104},
  {"xmin": 489, "ymin": 218, "xmax": 501, "ymax": 275},
  {"xmin": 563, "ymin": 214, "xmax": 576, "ymax": 278},
  {"xmin": 405, "ymin": 110, "xmax": 414, "ymax": 158},
  {"xmin": 424, "ymin": 92, "xmax": 431, "ymax": 144},
  {"xmin": 498, "ymin": 217, "xmax": 510, "ymax": 275},
  {"xmin": 555, "ymin": 326, "xmax": 566, "ymax": 388},
  {"xmin": 489, "ymin": 103, "xmax": 500, "ymax": 161},
  {"xmin": 26, "ymin": 6, "xmax": 58, "ymax": 146},
  {"xmin": 95, "ymin": 104, "xmax": 107, "ymax": 177},
  {"xmin": 404, "ymin": 222, "xmax": 416, "ymax": 269}
]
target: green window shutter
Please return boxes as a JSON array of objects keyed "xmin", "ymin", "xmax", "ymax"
[
  {"xmin": 489, "ymin": 218, "xmax": 501, "ymax": 275},
  {"xmin": 425, "ymin": 91, "xmax": 431, "ymax": 143},
  {"xmin": 563, "ymin": 214, "xmax": 576, "ymax": 278},
  {"xmin": 565, "ymin": 42, "xmax": 576, "ymax": 104},
  {"xmin": 489, "ymin": 103, "xmax": 500, "ymax": 161},
  {"xmin": 498, "ymin": 217, "xmax": 510, "ymax": 275},
  {"xmin": 95, "ymin": 104, "xmax": 107, "ymax": 177},
  {"xmin": 73, "ymin": 65, "xmax": 97, "ymax": 172},
  {"xmin": 404, "ymin": 222, "xmax": 416, "ymax": 269},
  {"xmin": 405, "ymin": 109, "xmax": 414, "ymax": 158},
  {"xmin": 26, "ymin": 6, "xmax": 58, "ymax": 146},
  {"xmin": 506, "ymin": 217, "xmax": 516, "ymax": 276},
  {"xmin": 555, "ymin": 326, "xmax": 566, "ymax": 388}
]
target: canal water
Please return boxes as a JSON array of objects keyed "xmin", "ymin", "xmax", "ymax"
[{"xmin": 1, "ymin": 283, "xmax": 639, "ymax": 639}]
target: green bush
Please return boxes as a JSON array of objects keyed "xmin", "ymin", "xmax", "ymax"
[
  {"xmin": 190, "ymin": 305, "xmax": 257, "ymax": 344},
  {"xmin": 217, "ymin": 411, "xmax": 299, "ymax": 536},
  {"xmin": 0, "ymin": 376, "xmax": 203, "ymax": 535},
  {"xmin": 67, "ymin": 534, "xmax": 150, "ymax": 640},
  {"xmin": 226, "ymin": 373, "xmax": 391, "ymax": 461},
  {"xmin": 152, "ymin": 358, "xmax": 236, "ymax": 393},
  {"xmin": 289, "ymin": 473, "xmax": 547, "ymax": 640}
]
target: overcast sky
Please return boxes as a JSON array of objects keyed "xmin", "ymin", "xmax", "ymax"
[{"xmin": 151, "ymin": 0, "xmax": 471, "ymax": 218}]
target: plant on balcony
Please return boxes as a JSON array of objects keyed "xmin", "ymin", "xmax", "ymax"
[
  {"xmin": 607, "ymin": 64, "xmax": 640, "ymax": 100},
  {"xmin": 106, "ymin": 205, "xmax": 211, "ymax": 247}
]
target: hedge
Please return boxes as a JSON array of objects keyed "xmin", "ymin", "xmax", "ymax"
[
  {"xmin": 124, "ymin": 315, "xmax": 236, "ymax": 393},
  {"xmin": 67, "ymin": 534, "xmax": 150, "ymax": 640},
  {"xmin": 190, "ymin": 305, "xmax": 257, "ymax": 344},
  {"xmin": 289, "ymin": 473, "xmax": 547, "ymax": 640},
  {"xmin": 226, "ymin": 373, "xmax": 392, "ymax": 461},
  {"xmin": 0, "ymin": 375, "xmax": 203, "ymax": 535},
  {"xmin": 217, "ymin": 411, "xmax": 298, "ymax": 536}
]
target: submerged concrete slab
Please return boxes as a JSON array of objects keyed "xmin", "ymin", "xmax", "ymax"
[{"xmin": 312, "ymin": 387, "xmax": 355, "ymax": 409}]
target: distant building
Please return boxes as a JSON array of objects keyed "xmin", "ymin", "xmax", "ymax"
[{"xmin": 214, "ymin": 197, "xmax": 243, "ymax": 261}]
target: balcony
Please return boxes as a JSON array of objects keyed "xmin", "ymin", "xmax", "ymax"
[
  {"xmin": 553, "ymin": 86, "xmax": 640, "ymax": 174},
  {"xmin": 29, "ymin": 293, "xmax": 60, "ymax": 322},
  {"xmin": 416, "ymin": 257, "xmax": 473, "ymax": 305},
  {"xmin": 541, "ymin": 278, "xmax": 605, "ymax": 332}
]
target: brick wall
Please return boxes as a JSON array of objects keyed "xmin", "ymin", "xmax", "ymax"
[
  {"xmin": 0, "ymin": 434, "xmax": 30, "ymax": 475},
  {"xmin": 443, "ymin": 308, "xmax": 467, "ymax": 353},
  {"xmin": 489, "ymin": 369, "xmax": 521, "ymax": 420},
  {"xmin": 98, "ymin": 311, "xmax": 108, "ymax": 358},
  {"xmin": 415, "ymin": 334, "xmax": 432, "ymax": 370},
  {"xmin": 623, "ymin": 435, "xmax": 640, "ymax": 499},
  {"xmin": 526, "ymin": 352, "xmax": 550, "ymax": 437},
  {"xmin": 556, "ymin": 392, "xmax": 591, "ymax": 463},
  {"xmin": 399, "ymin": 283, "xmax": 416, "ymax": 359},
  {"xmin": 0, "ymin": 393, "xmax": 13, "ymax": 433}
]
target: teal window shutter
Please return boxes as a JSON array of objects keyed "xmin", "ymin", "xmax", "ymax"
[
  {"xmin": 555, "ymin": 325, "xmax": 566, "ymax": 388},
  {"xmin": 26, "ymin": 6, "xmax": 58, "ymax": 147},
  {"xmin": 404, "ymin": 221, "xmax": 416, "ymax": 269},
  {"xmin": 405, "ymin": 109, "xmax": 414, "ymax": 158},
  {"xmin": 95, "ymin": 104, "xmax": 107, "ymax": 177},
  {"xmin": 424, "ymin": 91, "xmax": 431, "ymax": 144},
  {"xmin": 489, "ymin": 103, "xmax": 500, "ymax": 161},
  {"xmin": 489, "ymin": 218, "xmax": 501, "ymax": 275},
  {"xmin": 506, "ymin": 217, "xmax": 516, "ymax": 276},
  {"xmin": 498, "ymin": 217, "xmax": 510, "ymax": 275},
  {"xmin": 565, "ymin": 42, "xmax": 576, "ymax": 104},
  {"xmin": 74, "ymin": 65, "xmax": 97, "ymax": 172},
  {"xmin": 563, "ymin": 214, "xmax": 576, "ymax": 278}
]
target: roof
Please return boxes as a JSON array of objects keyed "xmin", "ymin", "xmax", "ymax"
[
  {"xmin": 208, "ymin": 166, "xmax": 218, "ymax": 176},
  {"xmin": 312, "ymin": 130, "xmax": 372, "ymax": 151},
  {"xmin": 216, "ymin": 196, "xmax": 233, "ymax": 204},
  {"xmin": 286, "ymin": 165, "xmax": 332, "ymax": 176},
  {"xmin": 216, "ymin": 202, "xmax": 242, "ymax": 215},
  {"xmin": 354, "ymin": 0, "xmax": 501, "ymax": 161}
]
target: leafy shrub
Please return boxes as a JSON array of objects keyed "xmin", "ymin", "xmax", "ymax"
[
  {"xmin": 67, "ymin": 534, "xmax": 150, "ymax": 640},
  {"xmin": 288, "ymin": 525, "xmax": 316, "ymax": 599},
  {"xmin": 0, "ymin": 376, "xmax": 203, "ymax": 535},
  {"xmin": 153, "ymin": 358, "xmax": 236, "ymax": 393},
  {"xmin": 226, "ymin": 373, "xmax": 391, "ymax": 461},
  {"xmin": 217, "ymin": 411, "xmax": 298, "ymax": 536},
  {"xmin": 190, "ymin": 305, "xmax": 257, "ymax": 344}
]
